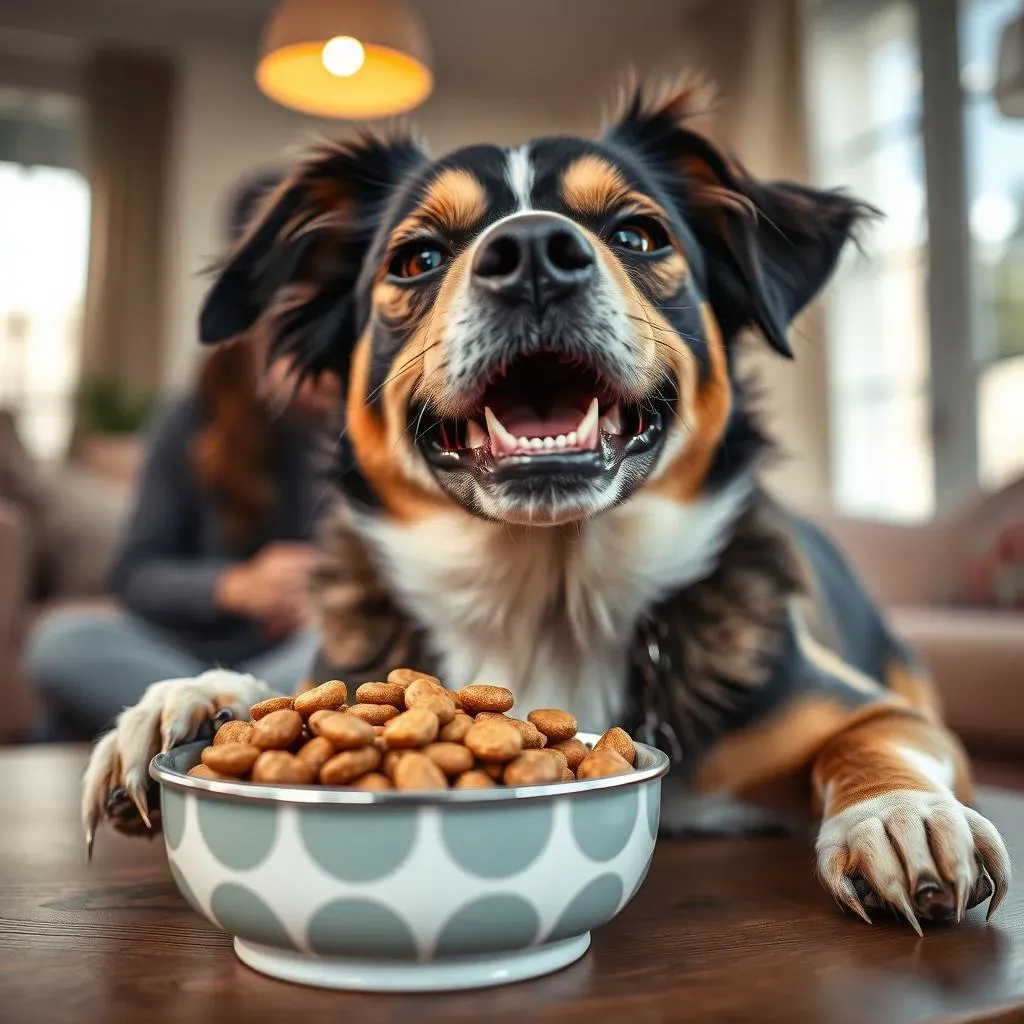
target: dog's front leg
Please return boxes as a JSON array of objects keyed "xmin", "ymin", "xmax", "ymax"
[
  {"xmin": 812, "ymin": 711, "xmax": 1010, "ymax": 932},
  {"xmin": 82, "ymin": 669, "xmax": 277, "ymax": 853}
]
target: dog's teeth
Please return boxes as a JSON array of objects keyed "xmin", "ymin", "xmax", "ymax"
[
  {"xmin": 566, "ymin": 431, "xmax": 578, "ymax": 447},
  {"xmin": 485, "ymin": 407, "xmax": 520, "ymax": 457},
  {"xmin": 516, "ymin": 436, "xmax": 530, "ymax": 449},
  {"xmin": 530, "ymin": 437, "xmax": 544, "ymax": 450},
  {"xmin": 576, "ymin": 397, "xmax": 600, "ymax": 450},
  {"xmin": 465, "ymin": 420, "xmax": 487, "ymax": 449},
  {"xmin": 599, "ymin": 404, "xmax": 623, "ymax": 435},
  {"xmin": 555, "ymin": 435, "xmax": 567, "ymax": 448},
  {"xmin": 542, "ymin": 437, "xmax": 555, "ymax": 449}
]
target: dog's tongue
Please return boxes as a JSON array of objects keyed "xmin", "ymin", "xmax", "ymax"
[{"xmin": 498, "ymin": 403, "xmax": 584, "ymax": 438}]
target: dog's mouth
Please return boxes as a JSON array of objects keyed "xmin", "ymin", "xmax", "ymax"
[{"xmin": 413, "ymin": 351, "xmax": 673, "ymax": 485}]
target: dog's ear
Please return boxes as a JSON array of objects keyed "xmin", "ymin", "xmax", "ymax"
[
  {"xmin": 199, "ymin": 131, "xmax": 427, "ymax": 378},
  {"xmin": 604, "ymin": 83, "xmax": 876, "ymax": 357}
]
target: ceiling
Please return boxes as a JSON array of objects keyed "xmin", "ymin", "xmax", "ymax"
[{"xmin": 0, "ymin": 0, "xmax": 702, "ymax": 108}]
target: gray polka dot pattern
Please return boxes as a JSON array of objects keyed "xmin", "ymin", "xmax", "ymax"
[
  {"xmin": 646, "ymin": 782, "xmax": 661, "ymax": 840},
  {"xmin": 197, "ymin": 799, "xmax": 277, "ymax": 871},
  {"xmin": 162, "ymin": 789, "xmax": 187, "ymax": 852},
  {"xmin": 547, "ymin": 873, "xmax": 623, "ymax": 942},
  {"xmin": 298, "ymin": 808, "xmax": 418, "ymax": 882},
  {"xmin": 210, "ymin": 882, "xmax": 295, "ymax": 949},
  {"xmin": 570, "ymin": 787, "xmax": 639, "ymax": 861},
  {"xmin": 157, "ymin": 744, "xmax": 665, "ymax": 973},
  {"xmin": 307, "ymin": 898, "xmax": 417, "ymax": 959},
  {"xmin": 435, "ymin": 894, "xmax": 540, "ymax": 955},
  {"xmin": 440, "ymin": 803, "xmax": 554, "ymax": 878}
]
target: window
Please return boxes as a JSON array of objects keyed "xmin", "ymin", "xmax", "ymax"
[
  {"xmin": 961, "ymin": 0, "xmax": 1024, "ymax": 490},
  {"xmin": 806, "ymin": 0, "xmax": 934, "ymax": 521},
  {"xmin": 806, "ymin": 0, "xmax": 1024, "ymax": 520},
  {"xmin": 0, "ymin": 87, "xmax": 89, "ymax": 462}
]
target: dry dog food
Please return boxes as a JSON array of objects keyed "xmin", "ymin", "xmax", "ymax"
[{"xmin": 187, "ymin": 674, "xmax": 639, "ymax": 791}]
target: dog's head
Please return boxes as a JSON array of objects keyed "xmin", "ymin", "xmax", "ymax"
[{"xmin": 201, "ymin": 84, "xmax": 869, "ymax": 526}]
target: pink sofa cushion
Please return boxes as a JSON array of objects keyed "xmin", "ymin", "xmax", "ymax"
[{"xmin": 891, "ymin": 606, "xmax": 1024, "ymax": 750}]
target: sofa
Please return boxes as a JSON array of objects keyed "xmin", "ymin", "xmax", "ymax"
[
  {"xmin": 0, "ymin": 410, "xmax": 132, "ymax": 742},
  {"xmin": 811, "ymin": 478, "xmax": 1024, "ymax": 755}
]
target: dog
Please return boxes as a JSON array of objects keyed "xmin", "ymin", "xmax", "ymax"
[{"xmin": 82, "ymin": 81, "xmax": 1009, "ymax": 932}]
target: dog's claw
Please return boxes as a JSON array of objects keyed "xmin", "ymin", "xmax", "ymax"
[
  {"xmin": 128, "ymin": 787, "xmax": 152, "ymax": 830},
  {"xmin": 85, "ymin": 824, "xmax": 95, "ymax": 862},
  {"xmin": 839, "ymin": 877, "xmax": 873, "ymax": 925},
  {"xmin": 213, "ymin": 707, "xmax": 234, "ymax": 726},
  {"xmin": 955, "ymin": 875, "xmax": 969, "ymax": 923},
  {"xmin": 893, "ymin": 891, "xmax": 924, "ymax": 937}
]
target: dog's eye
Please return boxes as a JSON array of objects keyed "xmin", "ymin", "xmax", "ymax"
[
  {"xmin": 390, "ymin": 244, "xmax": 448, "ymax": 280},
  {"xmin": 608, "ymin": 218, "xmax": 670, "ymax": 254}
]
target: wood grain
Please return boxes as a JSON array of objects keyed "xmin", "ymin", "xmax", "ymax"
[{"xmin": 1, "ymin": 745, "xmax": 1023, "ymax": 1024}]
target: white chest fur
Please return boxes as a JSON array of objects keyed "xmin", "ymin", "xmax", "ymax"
[{"xmin": 358, "ymin": 478, "xmax": 752, "ymax": 733}]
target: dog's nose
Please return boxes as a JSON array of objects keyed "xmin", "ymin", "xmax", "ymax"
[{"xmin": 471, "ymin": 213, "xmax": 595, "ymax": 306}]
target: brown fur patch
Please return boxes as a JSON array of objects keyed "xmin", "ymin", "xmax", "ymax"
[
  {"xmin": 643, "ymin": 302, "xmax": 732, "ymax": 501},
  {"xmin": 695, "ymin": 698, "xmax": 906, "ymax": 797},
  {"xmin": 561, "ymin": 155, "xmax": 632, "ymax": 218},
  {"xmin": 345, "ymin": 330, "xmax": 450, "ymax": 522},
  {"xmin": 647, "ymin": 249, "xmax": 689, "ymax": 300},
  {"xmin": 811, "ymin": 712, "xmax": 973, "ymax": 816},
  {"xmin": 392, "ymin": 167, "xmax": 487, "ymax": 241},
  {"xmin": 346, "ymin": 245, "xmax": 480, "ymax": 521}
]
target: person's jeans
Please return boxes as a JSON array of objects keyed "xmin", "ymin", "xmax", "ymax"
[{"xmin": 25, "ymin": 610, "xmax": 319, "ymax": 739}]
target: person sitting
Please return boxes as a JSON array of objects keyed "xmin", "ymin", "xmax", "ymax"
[{"xmin": 25, "ymin": 342, "xmax": 340, "ymax": 739}]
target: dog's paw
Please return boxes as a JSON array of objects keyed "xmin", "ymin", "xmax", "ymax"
[
  {"xmin": 816, "ymin": 789, "xmax": 1011, "ymax": 934},
  {"xmin": 81, "ymin": 669, "xmax": 275, "ymax": 855}
]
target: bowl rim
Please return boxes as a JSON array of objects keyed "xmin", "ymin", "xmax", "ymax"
[{"xmin": 150, "ymin": 732, "xmax": 670, "ymax": 807}]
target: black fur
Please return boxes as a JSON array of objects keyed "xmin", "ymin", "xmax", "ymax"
[
  {"xmin": 604, "ymin": 90, "xmax": 878, "ymax": 358},
  {"xmin": 200, "ymin": 132, "xmax": 428, "ymax": 384}
]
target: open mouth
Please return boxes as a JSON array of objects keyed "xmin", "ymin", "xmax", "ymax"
[{"xmin": 414, "ymin": 352, "xmax": 673, "ymax": 480}]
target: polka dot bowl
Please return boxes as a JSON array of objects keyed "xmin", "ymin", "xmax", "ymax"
[{"xmin": 150, "ymin": 734, "xmax": 669, "ymax": 992}]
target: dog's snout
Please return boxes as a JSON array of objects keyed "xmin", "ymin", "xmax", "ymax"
[{"xmin": 471, "ymin": 213, "xmax": 595, "ymax": 306}]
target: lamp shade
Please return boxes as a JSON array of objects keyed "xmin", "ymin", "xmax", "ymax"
[
  {"xmin": 995, "ymin": 11, "xmax": 1024, "ymax": 118},
  {"xmin": 256, "ymin": 0, "xmax": 433, "ymax": 120}
]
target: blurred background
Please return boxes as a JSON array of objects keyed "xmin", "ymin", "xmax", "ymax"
[{"xmin": 0, "ymin": 0, "xmax": 1022, "ymax": 748}]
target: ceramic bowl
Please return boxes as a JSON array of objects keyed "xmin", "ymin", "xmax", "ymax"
[{"xmin": 151, "ymin": 734, "xmax": 669, "ymax": 992}]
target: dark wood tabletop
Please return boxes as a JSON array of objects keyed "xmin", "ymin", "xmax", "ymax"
[{"xmin": 3, "ymin": 745, "xmax": 1024, "ymax": 1024}]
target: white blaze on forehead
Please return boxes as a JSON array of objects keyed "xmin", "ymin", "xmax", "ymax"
[{"xmin": 505, "ymin": 145, "xmax": 535, "ymax": 211}]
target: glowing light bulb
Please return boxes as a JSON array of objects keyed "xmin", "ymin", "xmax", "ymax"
[{"xmin": 322, "ymin": 36, "xmax": 366, "ymax": 77}]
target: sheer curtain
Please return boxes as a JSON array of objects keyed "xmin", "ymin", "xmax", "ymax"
[{"xmin": 76, "ymin": 48, "xmax": 175, "ymax": 438}]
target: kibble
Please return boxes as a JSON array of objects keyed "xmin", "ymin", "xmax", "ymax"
[
  {"xmin": 458, "ymin": 684, "xmax": 515, "ymax": 714},
  {"xmin": 188, "ymin": 671, "xmax": 642, "ymax": 792},
  {"xmin": 347, "ymin": 703, "xmax": 402, "ymax": 726},
  {"xmin": 249, "ymin": 696, "xmax": 295, "ymax": 720},
  {"xmin": 213, "ymin": 720, "xmax": 253, "ymax": 746},
  {"xmin": 293, "ymin": 680, "xmax": 348, "ymax": 717},
  {"xmin": 355, "ymin": 682, "xmax": 406, "ymax": 707},
  {"xmin": 251, "ymin": 709, "xmax": 304, "ymax": 750}
]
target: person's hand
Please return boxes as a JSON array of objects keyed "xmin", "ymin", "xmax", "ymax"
[{"xmin": 216, "ymin": 542, "xmax": 315, "ymax": 624}]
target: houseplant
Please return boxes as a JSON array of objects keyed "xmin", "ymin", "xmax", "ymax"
[{"xmin": 74, "ymin": 377, "xmax": 157, "ymax": 482}]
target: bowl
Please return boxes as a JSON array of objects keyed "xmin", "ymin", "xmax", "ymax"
[{"xmin": 150, "ymin": 734, "xmax": 669, "ymax": 992}]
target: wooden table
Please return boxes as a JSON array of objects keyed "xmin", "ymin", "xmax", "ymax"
[{"xmin": 3, "ymin": 746, "xmax": 1024, "ymax": 1024}]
